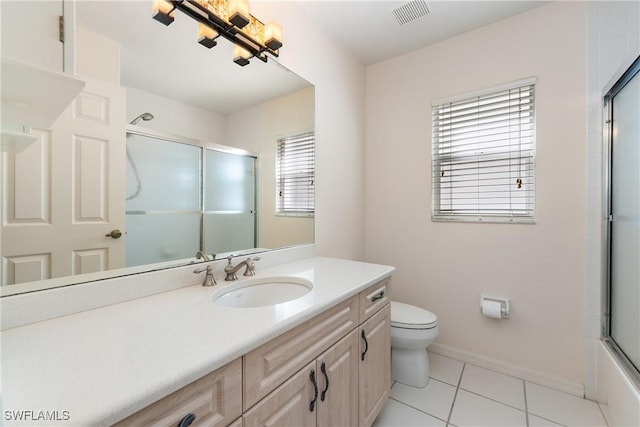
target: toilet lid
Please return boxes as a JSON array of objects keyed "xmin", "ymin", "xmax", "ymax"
[{"xmin": 391, "ymin": 301, "xmax": 437, "ymax": 329}]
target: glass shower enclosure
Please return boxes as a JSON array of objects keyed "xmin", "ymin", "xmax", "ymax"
[
  {"xmin": 604, "ymin": 55, "xmax": 640, "ymax": 383},
  {"xmin": 125, "ymin": 131, "xmax": 256, "ymax": 267}
]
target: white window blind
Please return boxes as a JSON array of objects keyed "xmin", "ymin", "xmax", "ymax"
[
  {"xmin": 431, "ymin": 80, "xmax": 535, "ymax": 223},
  {"xmin": 276, "ymin": 132, "xmax": 315, "ymax": 215}
]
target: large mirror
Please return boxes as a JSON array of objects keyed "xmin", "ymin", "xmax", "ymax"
[{"xmin": 0, "ymin": 1, "xmax": 314, "ymax": 296}]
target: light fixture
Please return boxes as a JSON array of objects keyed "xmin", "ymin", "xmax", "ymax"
[
  {"xmin": 152, "ymin": 0, "xmax": 175, "ymax": 25},
  {"xmin": 152, "ymin": 0, "xmax": 283, "ymax": 66},
  {"xmin": 198, "ymin": 22, "xmax": 218, "ymax": 48},
  {"xmin": 233, "ymin": 45, "xmax": 251, "ymax": 66}
]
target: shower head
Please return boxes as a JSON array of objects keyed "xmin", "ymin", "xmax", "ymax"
[{"xmin": 130, "ymin": 112, "xmax": 154, "ymax": 125}]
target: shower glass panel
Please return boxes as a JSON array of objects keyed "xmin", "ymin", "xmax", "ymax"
[
  {"xmin": 203, "ymin": 149, "xmax": 256, "ymax": 254},
  {"xmin": 606, "ymin": 56, "xmax": 640, "ymax": 378},
  {"xmin": 125, "ymin": 134, "xmax": 201, "ymax": 267}
]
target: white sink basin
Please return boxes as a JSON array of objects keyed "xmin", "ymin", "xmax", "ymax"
[{"xmin": 211, "ymin": 276, "xmax": 313, "ymax": 308}]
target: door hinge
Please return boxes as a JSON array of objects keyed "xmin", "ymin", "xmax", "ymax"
[{"xmin": 59, "ymin": 16, "xmax": 65, "ymax": 43}]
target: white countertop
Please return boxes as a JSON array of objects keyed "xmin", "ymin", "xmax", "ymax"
[{"xmin": 1, "ymin": 257, "xmax": 394, "ymax": 426}]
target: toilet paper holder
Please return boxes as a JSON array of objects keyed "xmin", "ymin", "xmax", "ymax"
[{"xmin": 480, "ymin": 295, "xmax": 510, "ymax": 319}]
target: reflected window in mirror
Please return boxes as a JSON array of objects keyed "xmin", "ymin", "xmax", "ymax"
[{"xmin": 275, "ymin": 132, "xmax": 315, "ymax": 216}]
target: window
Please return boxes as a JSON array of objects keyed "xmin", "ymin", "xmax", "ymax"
[
  {"xmin": 431, "ymin": 79, "xmax": 536, "ymax": 223},
  {"xmin": 276, "ymin": 131, "xmax": 315, "ymax": 215}
]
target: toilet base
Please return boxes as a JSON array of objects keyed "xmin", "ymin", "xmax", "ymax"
[{"xmin": 391, "ymin": 347, "xmax": 431, "ymax": 388}]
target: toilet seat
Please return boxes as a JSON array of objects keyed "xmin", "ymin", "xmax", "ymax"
[{"xmin": 391, "ymin": 301, "xmax": 437, "ymax": 329}]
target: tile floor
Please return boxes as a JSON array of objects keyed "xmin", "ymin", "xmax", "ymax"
[{"xmin": 373, "ymin": 353, "xmax": 609, "ymax": 427}]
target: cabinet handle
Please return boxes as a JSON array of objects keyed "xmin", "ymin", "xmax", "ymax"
[
  {"xmin": 177, "ymin": 413, "xmax": 196, "ymax": 427},
  {"xmin": 361, "ymin": 330, "xmax": 369, "ymax": 361},
  {"xmin": 309, "ymin": 369, "xmax": 318, "ymax": 412},
  {"xmin": 320, "ymin": 361, "xmax": 330, "ymax": 401},
  {"xmin": 371, "ymin": 291, "xmax": 385, "ymax": 302}
]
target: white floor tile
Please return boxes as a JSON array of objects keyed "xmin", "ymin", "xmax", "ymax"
[
  {"xmin": 373, "ymin": 399, "xmax": 446, "ymax": 427},
  {"xmin": 526, "ymin": 382, "xmax": 607, "ymax": 427},
  {"xmin": 449, "ymin": 389, "xmax": 527, "ymax": 427},
  {"xmin": 528, "ymin": 414, "xmax": 564, "ymax": 426},
  {"xmin": 460, "ymin": 364, "xmax": 526, "ymax": 410},
  {"xmin": 429, "ymin": 352, "xmax": 464, "ymax": 386},
  {"xmin": 391, "ymin": 379, "xmax": 456, "ymax": 421}
]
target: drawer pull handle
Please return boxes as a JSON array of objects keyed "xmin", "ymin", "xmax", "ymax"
[
  {"xmin": 177, "ymin": 413, "xmax": 196, "ymax": 427},
  {"xmin": 309, "ymin": 369, "xmax": 318, "ymax": 412},
  {"xmin": 371, "ymin": 291, "xmax": 385, "ymax": 302},
  {"xmin": 320, "ymin": 361, "xmax": 330, "ymax": 401},
  {"xmin": 361, "ymin": 330, "xmax": 369, "ymax": 361}
]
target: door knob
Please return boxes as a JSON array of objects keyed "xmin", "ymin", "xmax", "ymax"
[{"xmin": 105, "ymin": 229, "xmax": 122, "ymax": 239}]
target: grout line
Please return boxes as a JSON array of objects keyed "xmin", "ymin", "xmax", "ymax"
[
  {"xmin": 524, "ymin": 379, "xmax": 530, "ymax": 427},
  {"xmin": 387, "ymin": 397, "xmax": 449, "ymax": 424},
  {"xmin": 459, "ymin": 387, "xmax": 528, "ymax": 414},
  {"xmin": 596, "ymin": 402, "xmax": 611, "ymax": 427},
  {"xmin": 445, "ymin": 362, "xmax": 466, "ymax": 426}
]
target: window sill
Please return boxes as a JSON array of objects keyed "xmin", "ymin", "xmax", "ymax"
[{"xmin": 431, "ymin": 215, "xmax": 535, "ymax": 224}]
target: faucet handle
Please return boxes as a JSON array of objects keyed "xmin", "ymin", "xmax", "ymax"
[
  {"xmin": 196, "ymin": 251, "xmax": 216, "ymax": 261},
  {"xmin": 193, "ymin": 264, "xmax": 216, "ymax": 287},
  {"xmin": 243, "ymin": 256, "xmax": 261, "ymax": 276}
]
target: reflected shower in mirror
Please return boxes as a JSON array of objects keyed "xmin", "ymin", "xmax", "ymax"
[{"xmin": 125, "ymin": 129, "xmax": 258, "ymax": 268}]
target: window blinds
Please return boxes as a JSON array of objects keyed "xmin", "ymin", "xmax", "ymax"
[
  {"xmin": 276, "ymin": 132, "xmax": 315, "ymax": 215},
  {"xmin": 432, "ymin": 82, "xmax": 535, "ymax": 222}
]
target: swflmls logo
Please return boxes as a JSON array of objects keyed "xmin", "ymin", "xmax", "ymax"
[{"xmin": 4, "ymin": 410, "xmax": 70, "ymax": 421}]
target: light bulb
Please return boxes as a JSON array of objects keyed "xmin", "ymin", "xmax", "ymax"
[
  {"xmin": 265, "ymin": 21, "xmax": 282, "ymax": 51},
  {"xmin": 229, "ymin": 0, "xmax": 250, "ymax": 28},
  {"xmin": 152, "ymin": 0, "xmax": 174, "ymax": 26},
  {"xmin": 198, "ymin": 23, "xmax": 218, "ymax": 48}
]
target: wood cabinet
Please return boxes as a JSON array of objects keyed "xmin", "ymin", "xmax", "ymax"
[
  {"xmin": 116, "ymin": 277, "xmax": 392, "ymax": 427},
  {"xmin": 243, "ymin": 296, "xmax": 359, "ymax": 410},
  {"xmin": 359, "ymin": 304, "xmax": 391, "ymax": 427},
  {"xmin": 243, "ymin": 330, "xmax": 360, "ymax": 427},
  {"xmin": 244, "ymin": 279, "xmax": 391, "ymax": 427},
  {"xmin": 115, "ymin": 358, "xmax": 242, "ymax": 427}
]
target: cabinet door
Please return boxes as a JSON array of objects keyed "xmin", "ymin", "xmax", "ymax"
[
  {"xmin": 244, "ymin": 296, "xmax": 359, "ymax": 410},
  {"xmin": 316, "ymin": 330, "xmax": 359, "ymax": 427},
  {"xmin": 359, "ymin": 304, "xmax": 391, "ymax": 427},
  {"xmin": 244, "ymin": 361, "xmax": 317, "ymax": 427}
]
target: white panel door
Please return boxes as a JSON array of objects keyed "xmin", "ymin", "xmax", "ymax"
[{"xmin": 1, "ymin": 77, "xmax": 126, "ymax": 286}]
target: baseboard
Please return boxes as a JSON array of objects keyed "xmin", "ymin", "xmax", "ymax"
[{"xmin": 429, "ymin": 342, "xmax": 585, "ymax": 398}]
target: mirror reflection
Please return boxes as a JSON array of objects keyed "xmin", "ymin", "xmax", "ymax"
[{"xmin": 0, "ymin": 1, "xmax": 314, "ymax": 296}]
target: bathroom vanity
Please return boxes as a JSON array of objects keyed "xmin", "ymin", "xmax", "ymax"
[{"xmin": 1, "ymin": 257, "xmax": 393, "ymax": 426}]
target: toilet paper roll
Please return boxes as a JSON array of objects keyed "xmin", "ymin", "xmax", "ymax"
[{"xmin": 481, "ymin": 300, "xmax": 503, "ymax": 319}]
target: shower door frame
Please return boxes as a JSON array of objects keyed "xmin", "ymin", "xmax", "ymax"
[{"xmin": 602, "ymin": 54, "xmax": 640, "ymax": 386}]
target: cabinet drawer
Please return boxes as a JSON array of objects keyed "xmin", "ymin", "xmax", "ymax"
[
  {"xmin": 243, "ymin": 296, "xmax": 359, "ymax": 410},
  {"xmin": 359, "ymin": 277, "xmax": 391, "ymax": 323},
  {"xmin": 115, "ymin": 358, "xmax": 242, "ymax": 427}
]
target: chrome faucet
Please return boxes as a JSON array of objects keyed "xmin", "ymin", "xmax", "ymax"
[
  {"xmin": 193, "ymin": 264, "xmax": 216, "ymax": 287},
  {"xmin": 224, "ymin": 255, "xmax": 261, "ymax": 281},
  {"xmin": 195, "ymin": 251, "xmax": 215, "ymax": 262}
]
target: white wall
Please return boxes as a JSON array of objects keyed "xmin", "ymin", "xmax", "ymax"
[
  {"xmin": 126, "ymin": 88, "xmax": 227, "ymax": 144},
  {"xmin": 365, "ymin": 2, "xmax": 588, "ymax": 389},
  {"xmin": 586, "ymin": 0, "xmax": 640, "ymax": 420},
  {"xmin": 251, "ymin": 2, "xmax": 366, "ymax": 261}
]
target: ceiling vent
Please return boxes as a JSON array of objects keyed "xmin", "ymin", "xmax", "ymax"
[{"xmin": 390, "ymin": 0, "xmax": 431, "ymax": 26}]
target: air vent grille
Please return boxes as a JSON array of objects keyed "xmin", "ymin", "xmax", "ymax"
[{"xmin": 391, "ymin": 0, "xmax": 431, "ymax": 26}]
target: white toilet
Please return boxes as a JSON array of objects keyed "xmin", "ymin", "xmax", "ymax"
[{"xmin": 390, "ymin": 301, "xmax": 439, "ymax": 388}]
